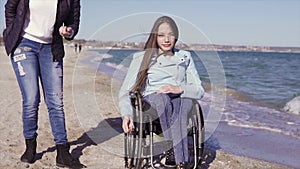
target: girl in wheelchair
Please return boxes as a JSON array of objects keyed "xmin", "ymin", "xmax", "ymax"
[{"xmin": 119, "ymin": 16, "xmax": 204, "ymax": 169}]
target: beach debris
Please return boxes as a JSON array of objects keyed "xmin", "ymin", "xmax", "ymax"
[{"xmin": 283, "ymin": 96, "xmax": 300, "ymax": 115}]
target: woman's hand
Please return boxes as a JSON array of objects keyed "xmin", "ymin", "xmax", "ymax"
[
  {"xmin": 122, "ymin": 115, "xmax": 134, "ymax": 133},
  {"xmin": 157, "ymin": 84, "xmax": 183, "ymax": 94},
  {"xmin": 59, "ymin": 26, "xmax": 74, "ymax": 38}
]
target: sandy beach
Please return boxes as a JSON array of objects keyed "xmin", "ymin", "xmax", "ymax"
[{"xmin": 0, "ymin": 45, "xmax": 293, "ymax": 169}]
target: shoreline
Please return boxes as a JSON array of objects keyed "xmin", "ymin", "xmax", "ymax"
[{"xmin": 0, "ymin": 46, "xmax": 295, "ymax": 168}]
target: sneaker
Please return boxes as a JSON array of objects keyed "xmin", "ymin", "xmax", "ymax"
[
  {"xmin": 176, "ymin": 162, "xmax": 189, "ymax": 169},
  {"xmin": 165, "ymin": 148, "xmax": 176, "ymax": 167}
]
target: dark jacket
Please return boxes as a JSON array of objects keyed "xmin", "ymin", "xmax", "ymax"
[{"xmin": 3, "ymin": 0, "xmax": 80, "ymax": 61}]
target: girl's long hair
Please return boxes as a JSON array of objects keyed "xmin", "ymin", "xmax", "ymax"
[{"xmin": 131, "ymin": 16, "xmax": 179, "ymax": 92}]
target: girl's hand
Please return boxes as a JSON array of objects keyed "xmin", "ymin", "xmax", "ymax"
[
  {"xmin": 122, "ymin": 115, "xmax": 134, "ymax": 133},
  {"xmin": 157, "ymin": 84, "xmax": 183, "ymax": 94},
  {"xmin": 59, "ymin": 26, "xmax": 74, "ymax": 38}
]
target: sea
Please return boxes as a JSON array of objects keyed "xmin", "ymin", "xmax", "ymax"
[{"xmin": 81, "ymin": 49, "xmax": 300, "ymax": 167}]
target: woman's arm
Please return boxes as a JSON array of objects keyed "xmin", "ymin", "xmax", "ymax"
[
  {"xmin": 119, "ymin": 52, "xmax": 144, "ymax": 133},
  {"xmin": 118, "ymin": 52, "xmax": 143, "ymax": 117},
  {"xmin": 180, "ymin": 51, "xmax": 205, "ymax": 99},
  {"xmin": 63, "ymin": 0, "xmax": 80, "ymax": 40}
]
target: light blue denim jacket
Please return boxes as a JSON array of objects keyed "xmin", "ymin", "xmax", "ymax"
[{"xmin": 118, "ymin": 49, "xmax": 205, "ymax": 116}]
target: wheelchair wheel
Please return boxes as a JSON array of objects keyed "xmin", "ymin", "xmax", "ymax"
[
  {"xmin": 124, "ymin": 132, "xmax": 136, "ymax": 168},
  {"xmin": 124, "ymin": 92, "xmax": 147, "ymax": 169},
  {"xmin": 124, "ymin": 126, "xmax": 147, "ymax": 168},
  {"xmin": 188, "ymin": 100, "xmax": 205, "ymax": 169}
]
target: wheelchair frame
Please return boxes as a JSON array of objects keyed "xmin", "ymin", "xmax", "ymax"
[{"xmin": 124, "ymin": 91, "xmax": 205, "ymax": 169}]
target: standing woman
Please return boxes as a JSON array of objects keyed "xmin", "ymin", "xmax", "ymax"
[
  {"xmin": 119, "ymin": 16, "xmax": 204, "ymax": 169},
  {"xmin": 3, "ymin": 0, "xmax": 84, "ymax": 168}
]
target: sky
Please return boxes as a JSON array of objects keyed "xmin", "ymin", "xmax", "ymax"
[{"xmin": 0, "ymin": 0, "xmax": 300, "ymax": 47}]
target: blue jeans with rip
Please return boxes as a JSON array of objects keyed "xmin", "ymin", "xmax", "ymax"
[
  {"xmin": 144, "ymin": 93, "xmax": 193, "ymax": 163},
  {"xmin": 10, "ymin": 37, "xmax": 68, "ymax": 145}
]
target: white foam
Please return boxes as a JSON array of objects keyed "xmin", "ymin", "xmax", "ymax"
[{"xmin": 227, "ymin": 121, "xmax": 300, "ymax": 139}]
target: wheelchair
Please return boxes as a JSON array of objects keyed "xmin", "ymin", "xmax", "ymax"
[{"xmin": 124, "ymin": 91, "xmax": 205, "ymax": 169}]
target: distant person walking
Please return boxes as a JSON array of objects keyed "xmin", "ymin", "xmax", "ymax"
[
  {"xmin": 78, "ymin": 43, "xmax": 82, "ymax": 53},
  {"xmin": 3, "ymin": 0, "xmax": 85, "ymax": 168},
  {"xmin": 75, "ymin": 43, "xmax": 78, "ymax": 53}
]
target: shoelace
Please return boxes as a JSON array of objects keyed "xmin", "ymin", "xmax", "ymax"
[{"xmin": 166, "ymin": 149, "xmax": 174, "ymax": 159}]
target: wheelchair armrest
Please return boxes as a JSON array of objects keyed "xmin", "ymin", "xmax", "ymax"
[{"xmin": 129, "ymin": 91, "xmax": 143, "ymax": 107}]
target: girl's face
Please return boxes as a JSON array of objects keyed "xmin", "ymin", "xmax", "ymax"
[{"xmin": 156, "ymin": 23, "xmax": 176, "ymax": 55}]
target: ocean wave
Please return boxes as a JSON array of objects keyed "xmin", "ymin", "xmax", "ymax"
[
  {"xmin": 225, "ymin": 88, "xmax": 254, "ymax": 102},
  {"xmin": 104, "ymin": 62, "xmax": 128, "ymax": 72},
  {"xmin": 92, "ymin": 54, "xmax": 113, "ymax": 62},
  {"xmin": 197, "ymin": 88, "xmax": 300, "ymax": 141},
  {"xmin": 227, "ymin": 122, "xmax": 300, "ymax": 139},
  {"xmin": 225, "ymin": 73, "xmax": 235, "ymax": 77},
  {"xmin": 221, "ymin": 92, "xmax": 300, "ymax": 140}
]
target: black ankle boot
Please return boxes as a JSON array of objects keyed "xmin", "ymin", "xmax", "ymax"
[
  {"xmin": 56, "ymin": 143, "xmax": 86, "ymax": 169},
  {"xmin": 20, "ymin": 138, "xmax": 37, "ymax": 164},
  {"xmin": 165, "ymin": 148, "xmax": 176, "ymax": 167}
]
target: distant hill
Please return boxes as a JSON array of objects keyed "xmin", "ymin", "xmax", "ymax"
[
  {"xmin": 1, "ymin": 37, "xmax": 299, "ymax": 53},
  {"xmin": 82, "ymin": 40, "xmax": 300, "ymax": 54}
]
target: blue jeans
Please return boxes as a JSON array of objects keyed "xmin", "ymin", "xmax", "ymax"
[
  {"xmin": 10, "ymin": 38, "xmax": 67, "ymax": 145},
  {"xmin": 144, "ymin": 93, "xmax": 193, "ymax": 163}
]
